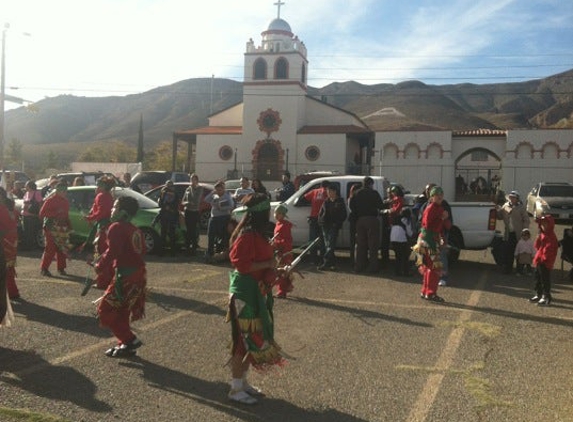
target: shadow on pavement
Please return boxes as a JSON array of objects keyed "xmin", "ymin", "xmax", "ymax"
[
  {"xmin": 121, "ymin": 358, "xmax": 369, "ymax": 422},
  {"xmin": 290, "ymin": 297, "xmax": 432, "ymax": 328},
  {"xmin": 0, "ymin": 347, "xmax": 112, "ymax": 413},
  {"xmin": 445, "ymin": 301, "xmax": 573, "ymax": 328},
  {"xmin": 148, "ymin": 292, "xmax": 225, "ymax": 316},
  {"xmin": 11, "ymin": 299, "xmax": 108, "ymax": 338}
]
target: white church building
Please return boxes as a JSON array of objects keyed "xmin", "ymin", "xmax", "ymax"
[{"xmin": 173, "ymin": 4, "xmax": 573, "ymax": 201}]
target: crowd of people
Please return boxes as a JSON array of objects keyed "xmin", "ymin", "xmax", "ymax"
[{"xmin": 1, "ymin": 170, "xmax": 570, "ymax": 406}]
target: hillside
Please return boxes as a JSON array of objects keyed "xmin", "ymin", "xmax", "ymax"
[{"xmin": 5, "ymin": 69, "xmax": 573, "ymax": 151}]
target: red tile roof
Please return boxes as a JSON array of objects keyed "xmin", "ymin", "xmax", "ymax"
[
  {"xmin": 297, "ymin": 125, "xmax": 372, "ymax": 134},
  {"xmin": 174, "ymin": 126, "xmax": 242, "ymax": 135},
  {"xmin": 453, "ymin": 129, "xmax": 508, "ymax": 136}
]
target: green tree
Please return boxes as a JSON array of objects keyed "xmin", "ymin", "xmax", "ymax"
[
  {"xmin": 5, "ymin": 138, "xmax": 23, "ymax": 168},
  {"xmin": 147, "ymin": 141, "xmax": 186, "ymax": 170},
  {"xmin": 46, "ymin": 150, "xmax": 58, "ymax": 169},
  {"xmin": 137, "ymin": 114, "xmax": 145, "ymax": 163},
  {"xmin": 78, "ymin": 141, "xmax": 136, "ymax": 162}
]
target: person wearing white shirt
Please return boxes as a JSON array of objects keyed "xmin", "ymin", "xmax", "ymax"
[{"xmin": 390, "ymin": 208, "xmax": 414, "ymax": 276}]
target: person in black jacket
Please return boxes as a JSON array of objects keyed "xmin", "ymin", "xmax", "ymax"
[
  {"xmin": 317, "ymin": 184, "xmax": 347, "ymax": 271},
  {"xmin": 349, "ymin": 176, "xmax": 384, "ymax": 273},
  {"xmin": 155, "ymin": 180, "xmax": 181, "ymax": 256}
]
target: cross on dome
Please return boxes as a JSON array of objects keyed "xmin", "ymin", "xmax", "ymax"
[{"xmin": 274, "ymin": 0, "xmax": 285, "ymax": 18}]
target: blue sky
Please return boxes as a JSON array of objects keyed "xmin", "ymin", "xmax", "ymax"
[{"xmin": 3, "ymin": 0, "xmax": 572, "ymax": 110}]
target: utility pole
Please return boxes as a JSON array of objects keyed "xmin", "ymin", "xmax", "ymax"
[{"xmin": 0, "ymin": 23, "xmax": 8, "ymax": 168}]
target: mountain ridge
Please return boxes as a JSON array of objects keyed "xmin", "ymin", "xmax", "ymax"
[{"xmin": 6, "ymin": 69, "xmax": 573, "ymax": 149}]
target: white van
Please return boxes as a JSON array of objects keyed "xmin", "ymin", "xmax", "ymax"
[
  {"xmin": 233, "ymin": 175, "xmax": 390, "ymax": 248},
  {"xmin": 232, "ymin": 174, "xmax": 498, "ymax": 265}
]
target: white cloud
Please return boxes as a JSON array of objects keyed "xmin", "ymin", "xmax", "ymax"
[{"xmin": 3, "ymin": 0, "xmax": 571, "ymax": 109}]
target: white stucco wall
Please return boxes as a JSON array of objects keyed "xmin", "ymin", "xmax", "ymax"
[
  {"xmin": 209, "ymin": 104, "xmax": 243, "ymax": 126},
  {"xmin": 304, "ymin": 99, "xmax": 365, "ymax": 127},
  {"xmin": 195, "ymin": 134, "xmax": 243, "ymax": 182},
  {"xmin": 375, "ymin": 131, "xmax": 452, "ymax": 197},
  {"xmin": 296, "ymin": 134, "xmax": 347, "ymax": 175}
]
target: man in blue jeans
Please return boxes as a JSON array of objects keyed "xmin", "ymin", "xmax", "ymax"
[
  {"xmin": 204, "ymin": 181, "xmax": 234, "ymax": 263},
  {"xmin": 304, "ymin": 180, "xmax": 329, "ymax": 264}
]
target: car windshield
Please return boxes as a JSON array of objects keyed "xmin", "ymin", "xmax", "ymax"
[
  {"xmin": 113, "ymin": 187, "xmax": 160, "ymax": 209},
  {"xmin": 539, "ymin": 185, "xmax": 573, "ymax": 197}
]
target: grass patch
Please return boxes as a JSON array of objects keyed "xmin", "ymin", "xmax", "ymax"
[
  {"xmin": 439, "ymin": 320, "xmax": 502, "ymax": 338},
  {"xmin": 464, "ymin": 375, "xmax": 513, "ymax": 408},
  {"xmin": 0, "ymin": 407, "xmax": 70, "ymax": 422}
]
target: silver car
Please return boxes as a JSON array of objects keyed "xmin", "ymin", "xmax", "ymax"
[{"xmin": 526, "ymin": 182, "xmax": 573, "ymax": 220}]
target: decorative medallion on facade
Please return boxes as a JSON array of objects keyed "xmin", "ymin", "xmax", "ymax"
[
  {"xmin": 257, "ymin": 108, "xmax": 282, "ymax": 137},
  {"xmin": 305, "ymin": 145, "xmax": 320, "ymax": 161},
  {"xmin": 219, "ymin": 145, "xmax": 233, "ymax": 161}
]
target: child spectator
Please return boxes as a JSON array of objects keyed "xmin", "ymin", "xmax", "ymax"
[
  {"xmin": 530, "ymin": 215, "xmax": 558, "ymax": 306},
  {"xmin": 272, "ymin": 204, "xmax": 293, "ymax": 299},
  {"xmin": 514, "ymin": 228, "xmax": 535, "ymax": 276},
  {"xmin": 390, "ymin": 208, "xmax": 414, "ymax": 277}
]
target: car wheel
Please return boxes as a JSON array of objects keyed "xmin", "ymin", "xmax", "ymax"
[
  {"xmin": 200, "ymin": 210, "xmax": 210, "ymax": 230},
  {"xmin": 447, "ymin": 228, "xmax": 463, "ymax": 266},
  {"xmin": 35, "ymin": 227, "xmax": 46, "ymax": 249},
  {"xmin": 141, "ymin": 228, "xmax": 160, "ymax": 254}
]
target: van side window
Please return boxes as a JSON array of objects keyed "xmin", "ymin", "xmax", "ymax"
[
  {"xmin": 347, "ymin": 182, "xmax": 361, "ymax": 199},
  {"xmin": 296, "ymin": 183, "xmax": 321, "ymax": 207}
]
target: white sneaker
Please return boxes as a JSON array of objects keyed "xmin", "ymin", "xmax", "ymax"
[
  {"xmin": 438, "ymin": 279, "xmax": 447, "ymax": 286},
  {"xmin": 244, "ymin": 383, "xmax": 265, "ymax": 397},
  {"xmin": 228, "ymin": 389, "xmax": 257, "ymax": 405}
]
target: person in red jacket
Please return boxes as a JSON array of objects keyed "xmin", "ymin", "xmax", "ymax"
[
  {"xmin": 272, "ymin": 204, "xmax": 293, "ymax": 299},
  {"xmin": 85, "ymin": 176, "xmax": 115, "ymax": 289},
  {"xmin": 96, "ymin": 196, "xmax": 147, "ymax": 358},
  {"xmin": 529, "ymin": 214, "xmax": 558, "ymax": 306},
  {"xmin": 39, "ymin": 182, "xmax": 71, "ymax": 277},
  {"xmin": 413, "ymin": 186, "xmax": 448, "ymax": 302},
  {"xmin": 0, "ymin": 188, "xmax": 20, "ymax": 300},
  {"xmin": 303, "ymin": 180, "xmax": 329, "ymax": 264}
]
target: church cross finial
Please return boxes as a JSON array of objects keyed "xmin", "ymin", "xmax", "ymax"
[{"xmin": 274, "ymin": 0, "xmax": 285, "ymax": 18}]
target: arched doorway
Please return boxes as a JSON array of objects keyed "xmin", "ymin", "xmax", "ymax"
[
  {"xmin": 255, "ymin": 142, "xmax": 280, "ymax": 181},
  {"xmin": 455, "ymin": 148, "xmax": 502, "ymax": 201}
]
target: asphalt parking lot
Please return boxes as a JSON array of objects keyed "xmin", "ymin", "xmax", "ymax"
[{"xmin": 1, "ymin": 223, "xmax": 573, "ymax": 422}]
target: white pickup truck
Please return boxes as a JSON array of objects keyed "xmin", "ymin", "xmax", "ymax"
[{"xmin": 233, "ymin": 175, "xmax": 498, "ymax": 264}]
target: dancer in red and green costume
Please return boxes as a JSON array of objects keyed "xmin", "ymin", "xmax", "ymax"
[
  {"xmin": 96, "ymin": 196, "xmax": 147, "ymax": 358},
  {"xmin": 39, "ymin": 182, "xmax": 71, "ymax": 277},
  {"xmin": 413, "ymin": 186, "xmax": 448, "ymax": 302},
  {"xmin": 226, "ymin": 193, "xmax": 287, "ymax": 405},
  {"xmin": 85, "ymin": 175, "xmax": 115, "ymax": 289},
  {"xmin": 0, "ymin": 188, "xmax": 20, "ymax": 300}
]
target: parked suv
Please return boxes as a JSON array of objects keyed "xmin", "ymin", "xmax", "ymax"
[
  {"xmin": 526, "ymin": 182, "xmax": 573, "ymax": 220},
  {"xmin": 130, "ymin": 171, "xmax": 190, "ymax": 193},
  {"xmin": 0, "ymin": 170, "xmax": 30, "ymax": 185}
]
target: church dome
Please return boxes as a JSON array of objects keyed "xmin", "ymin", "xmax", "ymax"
[{"xmin": 267, "ymin": 18, "xmax": 292, "ymax": 33}]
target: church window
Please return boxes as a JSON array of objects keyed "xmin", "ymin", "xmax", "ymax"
[
  {"xmin": 254, "ymin": 58, "xmax": 267, "ymax": 80},
  {"xmin": 301, "ymin": 63, "xmax": 306, "ymax": 84},
  {"xmin": 275, "ymin": 57, "xmax": 288, "ymax": 79},
  {"xmin": 404, "ymin": 144, "xmax": 420, "ymax": 159},
  {"xmin": 305, "ymin": 146, "xmax": 320, "ymax": 161},
  {"xmin": 219, "ymin": 145, "xmax": 233, "ymax": 161},
  {"xmin": 383, "ymin": 144, "xmax": 398, "ymax": 159}
]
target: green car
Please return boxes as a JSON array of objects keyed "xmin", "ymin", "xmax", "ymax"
[{"xmin": 37, "ymin": 186, "xmax": 185, "ymax": 254}]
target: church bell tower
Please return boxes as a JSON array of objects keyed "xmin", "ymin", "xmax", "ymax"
[{"xmin": 242, "ymin": 1, "xmax": 309, "ymax": 180}]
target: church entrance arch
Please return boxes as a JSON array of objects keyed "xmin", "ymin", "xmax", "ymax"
[
  {"xmin": 454, "ymin": 147, "xmax": 502, "ymax": 201},
  {"xmin": 252, "ymin": 140, "xmax": 284, "ymax": 181}
]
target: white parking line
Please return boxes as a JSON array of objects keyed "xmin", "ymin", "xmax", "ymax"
[{"xmin": 406, "ymin": 270, "xmax": 488, "ymax": 422}]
